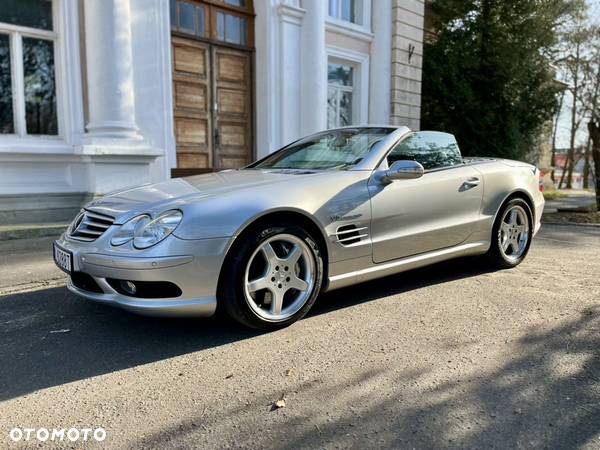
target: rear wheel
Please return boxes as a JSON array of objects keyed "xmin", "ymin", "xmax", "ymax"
[
  {"xmin": 486, "ymin": 198, "xmax": 532, "ymax": 269},
  {"xmin": 219, "ymin": 224, "xmax": 323, "ymax": 330}
]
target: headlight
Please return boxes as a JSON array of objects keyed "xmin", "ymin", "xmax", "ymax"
[
  {"xmin": 110, "ymin": 215, "xmax": 150, "ymax": 246},
  {"xmin": 133, "ymin": 210, "xmax": 183, "ymax": 249}
]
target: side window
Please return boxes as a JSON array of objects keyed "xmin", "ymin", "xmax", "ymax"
[{"xmin": 387, "ymin": 131, "xmax": 463, "ymax": 171}]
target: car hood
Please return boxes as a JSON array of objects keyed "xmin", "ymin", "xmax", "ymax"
[{"xmin": 85, "ymin": 169, "xmax": 326, "ymax": 223}]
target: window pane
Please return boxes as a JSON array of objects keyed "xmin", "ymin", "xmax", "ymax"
[
  {"xmin": 217, "ymin": 12, "xmax": 225, "ymax": 41},
  {"xmin": 328, "ymin": 64, "xmax": 353, "ymax": 86},
  {"xmin": 339, "ymin": 91, "xmax": 352, "ymax": 126},
  {"xmin": 328, "ymin": 0, "xmax": 339, "ymax": 17},
  {"xmin": 0, "ymin": 34, "xmax": 14, "ymax": 134},
  {"xmin": 240, "ymin": 17, "xmax": 247, "ymax": 45},
  {"xmin": 341, "ymin": 0, "xmax": 355, "ymax": 22},
  {"xmin": 327, "ymin": 86, "xmax": 337, "ymax": 129},
  {"xmin": 0, "ymin": 0, "xmax": 53, "ymax": 31},
  {"xmin": 388, "ymin": 132, "xmax": 463, "ymax": 170},
  {"xmin": 225, "ymin": 14, "xmax": 240, "ymax": 44},
  {"xmin": 225, "ymin": 0, "xmax": 246, "ymax": 7},
  {"xmin": 170, "ymin": 0, "xmax": 177, "ymax": 29},
  {"xmin": 178, "ymin": 2, "xmax": 195, "ymax": 34},
  {"xmin": 217, "ymin": 12, "xmax": 247, "ymax": 45},
  {"xmin": 196, "ymin": 6, "xmax": 205, "ymax": 37},
  {"xmin": 23, "ymin": 37, "xmax": 57, "ymax": 135}
]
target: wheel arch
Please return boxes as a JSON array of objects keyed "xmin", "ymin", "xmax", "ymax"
[
  {"xmin": 217, "ymin": 209, "xmax": 330, "ymax": 295},
  {"xmin": 493, "ymin": 189, "xmax": 535, "ymax": 227}
]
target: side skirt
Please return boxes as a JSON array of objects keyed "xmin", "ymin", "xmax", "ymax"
[{"xmin": 325, "ymin": 241, "xmax": 490, "ymax": 291}]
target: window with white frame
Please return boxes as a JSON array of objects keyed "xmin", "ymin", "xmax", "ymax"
[
  {"xmin": 328, "ymin": 0, "xmax": 363, "ymax": 26},
  {"xmin": 0, "ymin": 0, "xmax": 58, "ymax": 136},
  {"xmin": 327, "ymin": 62, "xmax": 355, "ymax": 128}
]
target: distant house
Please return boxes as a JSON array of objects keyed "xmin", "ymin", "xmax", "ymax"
[{"xmin": 553, "ymin": 147, "xmax": 593, "ymax": 190}]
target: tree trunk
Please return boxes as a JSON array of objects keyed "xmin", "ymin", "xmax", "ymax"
[
  {"xmin": 558, "ymin": 152, "xmax": 571, "ymax": 189},
  {"xmin": 566, "ymin": 42, "xmax": 581, "ymax": 189},
  {"xmin": 589, "ymin": 118, "xmax": 600, "ymax": 210},
  {"xmin": 551, "ymin": 90, "xmax": 566, "ymax": 184},
  {"xmin": 583, "ymin": 138, "xmax": 591, "ymax": 189}
]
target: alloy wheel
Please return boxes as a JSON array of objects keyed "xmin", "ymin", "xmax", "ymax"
[
  {"xmin": 498, "ymin": 204, "xmax": 530, "ymax": 261},
  {"xmin": 243, "ymin": 234, "xmax": 316, "ymax": 322}
]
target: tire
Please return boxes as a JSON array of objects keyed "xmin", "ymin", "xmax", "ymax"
[
  {"xmin": 485, "ymin": 197, "xmax": 533, "ymax": 269},
  {"xmin": 219, "ymin": 223, "xmax": 324, "ymax": 330}
]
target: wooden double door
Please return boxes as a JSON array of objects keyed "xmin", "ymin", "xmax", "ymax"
[{"xmin": 172, "ymin": 37, "xmax": 253, "ymax": 172}]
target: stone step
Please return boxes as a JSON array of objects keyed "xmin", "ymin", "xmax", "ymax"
[{"xmin": 0, "ymin": 223, "xmax": 68, "ymax": 241}]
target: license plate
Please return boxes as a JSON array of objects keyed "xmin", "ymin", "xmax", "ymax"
[{"xmin": 53, "ymin": 243, "xmax": 72, "ymax": 274}]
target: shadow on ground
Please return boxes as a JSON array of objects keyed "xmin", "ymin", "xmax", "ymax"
[
  {"xmin": 137, "ymin": 306, "xmax": 600, "ymax": 449},
  {"xmin": 0, "ymin": 257, "xmax": 491, "ymax": 401}
]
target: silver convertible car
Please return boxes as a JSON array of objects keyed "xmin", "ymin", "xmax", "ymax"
[{"xmin": 54, "ymin": 126, "xmax": 543, "ymax": 329}]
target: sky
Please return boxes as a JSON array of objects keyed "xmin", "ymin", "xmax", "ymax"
[{"xmin": 554, "ymin": 0, "xmax": 600, "ymax": 149}]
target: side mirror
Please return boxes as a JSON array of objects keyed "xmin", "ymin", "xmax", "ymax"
[{"xmin": 383, "ymin": 160, "xmax": 424, "ymax": 183}]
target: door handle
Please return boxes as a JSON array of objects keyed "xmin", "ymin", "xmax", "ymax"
[{"xmin": 461, "ymin": 177, "xmax": 480, "ymax": 190}]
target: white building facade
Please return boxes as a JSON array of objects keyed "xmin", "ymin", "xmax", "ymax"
[{"xmin": 0, "ymin": 0, "xmax": 425, "ymax": 224}]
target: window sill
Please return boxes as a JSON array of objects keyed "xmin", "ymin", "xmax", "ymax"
[
  {"xmin": 0, "ymin": 136, "xmax": 73, "ymax": 154},
  {"xmin": 325, "ymin": 18, "xmax": 374, "ymax": 43}
]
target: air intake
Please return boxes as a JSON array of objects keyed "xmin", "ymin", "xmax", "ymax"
[
  {"xmin": 69, "ymin": 210, "xmax": 115, "ymax": 242},
  {"xmin": 335, "ymin": 224, "xmax": 368, "ymax": 246}
]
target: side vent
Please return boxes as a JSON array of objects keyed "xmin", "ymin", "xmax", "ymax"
[{"xmin": 336, "ymin": 224, "xmax": 368, "ymax": 246}]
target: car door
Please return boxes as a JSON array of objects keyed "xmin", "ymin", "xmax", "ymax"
[{"xmin": 368, "ymin": 131, "xmax": 483, "ymax": 263}]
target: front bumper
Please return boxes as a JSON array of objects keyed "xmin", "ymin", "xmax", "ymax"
[{"xmin": 55, "ymin": 233, "xmax": 233, "ymax": 317}]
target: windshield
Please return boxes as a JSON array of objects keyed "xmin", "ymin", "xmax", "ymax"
[{"xmin": 252, "ymin": 128, "xmax": 394, "ymax": 170}]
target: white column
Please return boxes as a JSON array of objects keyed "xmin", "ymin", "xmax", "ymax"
[
  {"xmin": 369, "ymin": 0, "xmax": 392, "ymax": 124},
  {"xmin": 83, "ymin": 0, "xmax": 142, "ymax": 140},
  {"xmin": 300, "ymin": 0, "xmax": 327, "ymax": 135},
  {"xmin": 278, "ymin": 1, "xmax": 305, "ymax": 145}
]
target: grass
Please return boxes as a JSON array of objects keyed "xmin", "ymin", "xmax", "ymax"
[{"xmin": 543, "ymin": 191, "xmax": 569, "ymax": 200}]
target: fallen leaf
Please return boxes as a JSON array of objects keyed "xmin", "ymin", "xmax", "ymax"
[{"xmin": 270, "ymin": 394, "xmax": 286, "ymax": 411}]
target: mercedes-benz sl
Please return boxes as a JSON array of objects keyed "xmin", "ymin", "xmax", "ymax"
[{"xmin": 53, "ymin": 126, "xmax": 544, "ymax": 329}]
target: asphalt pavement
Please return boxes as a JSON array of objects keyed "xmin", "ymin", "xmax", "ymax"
[{"xmin": 0, "ymin": 225, "xmax": 599, "ymax": 449}]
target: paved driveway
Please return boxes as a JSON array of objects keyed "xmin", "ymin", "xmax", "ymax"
[{"xmin": 1, "ymin": 225, "xmax": 599, "ymax": 449}]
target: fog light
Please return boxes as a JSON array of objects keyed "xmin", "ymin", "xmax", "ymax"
[{"xmin": 120, "ymin": 280, "xmax": 137, "ymax": 295}]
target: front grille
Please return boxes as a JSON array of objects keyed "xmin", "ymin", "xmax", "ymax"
[
  {"xmin": 69, "ymin": 210, "xmax": 114, "ymax": 242},
  {"xmin": 335, "ymin": 224, "xmax": 368, "ymax": 246}
]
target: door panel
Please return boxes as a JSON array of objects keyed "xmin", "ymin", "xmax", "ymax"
[
  {"xmin": 172, "ymin": 37, "xmax": 212, "ymax": 168},
  {"xmin": 369, "ymin": 166, "xmax": 483, "ymax": 263},
  {"xmin": 212, "ymin": 46, "xmax": 252, "ymax": 168}
]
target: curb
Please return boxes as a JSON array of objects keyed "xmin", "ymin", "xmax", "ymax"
[
  {"xmin": 0, "ymin": 224, "xmax": 67, "ymax": 241},
  {"xmin": 542, "ymin": 222, "xmax": 600, "ymax": 229}
]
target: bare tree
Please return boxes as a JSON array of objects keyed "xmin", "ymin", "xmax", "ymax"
[
  {"xmin": 556, "ymin": 5, "xmax": 595, "ymax": 189},
  {"xmin": 585, "ymin": 30, "xmax": 600, "ymax": 208}
]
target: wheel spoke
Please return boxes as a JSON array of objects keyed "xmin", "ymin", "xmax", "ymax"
[
  {"xmin": 509, "ymin": 209, "xmax": 517, "ymax": 224},
  {"xmin": 247, "ymin": 277, "xmax": 268, "ymax": 293},
  {"xmin": 288, "ymin": 276, "xmax": 309, "ymax": 292},
  {"xmin": 509, "ymin": 239, "xmax": 520, "ymax": 254},
  {"xmin": 284, "ymin": 244, "xmax": 302, "ymax": 265},
  {"xmin": 270, "ymin": 289, "xmax": 285, "ymax": 315},
  {"xmin": 501, "ymin": 234, "xmax": 510, "ymax": 251},
  {"xmin": 261, "ymin": 242, "xmax": 278, "ymax": 265},
  {"xmin": 501, "ymin": 222, "xmax": 511, "ymax": 235}
]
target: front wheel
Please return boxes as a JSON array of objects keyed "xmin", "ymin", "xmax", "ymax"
[
  {"xmin": 485, "ymin": 198, "xmax": 533, "ymax": 269},
  {"xmin": 219, "ymin": 224, "xmax": 323, "ymax": 330}
]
